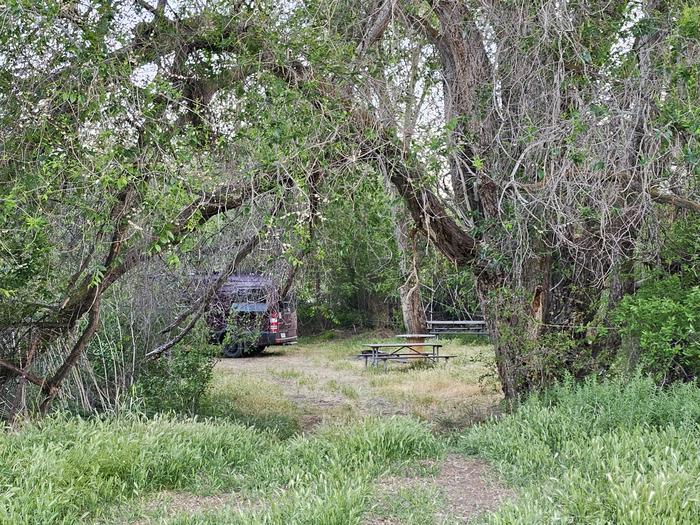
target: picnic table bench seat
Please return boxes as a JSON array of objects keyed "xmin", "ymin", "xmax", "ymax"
[
  {"xmin": 356, "ymin": 353, "xmax": 456, "ymax": 364},
  {"xmin": 426, "ymin": 320, "xmax": 489, "ymax": 335},
  {"xmin": 356, "ymin": 342, "xmax": 455, "ymax": 367}
]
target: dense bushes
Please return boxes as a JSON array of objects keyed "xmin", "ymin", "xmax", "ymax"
[
  {"xmin": 460, "ymin": 377, "xmax": 700, "ymax": 523},
  {"xmin": 135, "ymin": 342, "xmax": 217, "ymax": 416},
  {"xmin": 615, "ymin": 276, "xmax": 700, "ymax": 382},
  {"xmin": 612, "ymin": 216, "xmax": 700, "ymax": 382},
  {"xmin": 295, "ymin": 176, "xmax": 402, "ymax": 332}
]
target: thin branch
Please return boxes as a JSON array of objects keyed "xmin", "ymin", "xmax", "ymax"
[
  {"xmin": 356, "ymin": 1, "xmax": 397, "ymax": 57},
  {"xmin": 0, "ymin": 359, "xmax": 46, "ymax": 389},
  {"xmin": 134, "ymin": 0, "xmax": 161, "ymax": 17}
]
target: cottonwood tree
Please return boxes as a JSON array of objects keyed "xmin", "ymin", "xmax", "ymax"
[
  {"xmin": 0, "ymin": 0, "xmax": 314, "ymax": 415},
  {"xmin": 423, "ymin": 0, "xmax": 697, "ymax": 392},
  {"xmin": 348, "ymin": 0, "xmax": 699, "ymax": 395},
  {"xmin": 2, "ymin": 0, "xmax": 699, "ymax": 412}
]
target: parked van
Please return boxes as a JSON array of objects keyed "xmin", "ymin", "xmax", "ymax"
[{"xmin": 206, "ymin": 274, "xmax": 298, "ymax": 357}]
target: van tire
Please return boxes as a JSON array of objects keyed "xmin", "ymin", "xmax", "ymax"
[
  {"xmin": 250, "ymin": 345, "xmax": 267, "ymax": 356},
  {"xmin": 223, "ymin": 341, "xmax": 246, "ymax": 358}
]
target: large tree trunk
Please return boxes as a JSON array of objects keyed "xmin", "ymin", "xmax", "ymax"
[
  {"xmin": 431, "ymin": 1, "xmax": 543, "ymax": 398},
  {"xmin": 476, "ymin": 254, "xmax": 551, "ymax": 399},
  {"xmin": 478, "ymin": 250, "xmax": 637, "ymax": 399},
  {"xmin": 431, "ymin": 1, "xmax": 497, "ymax": 220},
  {"xmin": 399, "ymin": 280, "xmax": 425, "ymax": 334},
  {"xmin": 383, "ymin": 175, "xmax": 427, "ymax": 333},
  {"xmin": 397, "ymin": 228, "xmax": 426, "ymax": 334}
]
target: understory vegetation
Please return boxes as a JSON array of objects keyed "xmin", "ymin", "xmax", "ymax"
[
  {"xmin": 0, "ymin": 415, "xmax": 442, "ymax": 525},
  {"xmin": 463, "ymin": 377, "xmax": 700, "ymax": 524},
  {"xmin": 2, "ymin": 355, "xmax": 698, "ymax": 524}
]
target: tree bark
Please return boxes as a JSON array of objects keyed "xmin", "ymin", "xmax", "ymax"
[
  {"xmin": 396, "ymin": 226, "xmax": 427, "ymax": 334},
  {"xmin": 476, "ymin": 254, "xmax": 552, "ymax": 399}
]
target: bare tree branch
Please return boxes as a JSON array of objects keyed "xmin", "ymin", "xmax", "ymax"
[
  {"xmin": 648, "ymin": 187, "xmax": 700, "ymax": 214},
  {"xmin": 145, "ymin": 234, "xmax": 261, "ymax": 359}
]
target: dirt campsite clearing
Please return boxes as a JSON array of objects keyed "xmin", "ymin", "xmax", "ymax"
[
  {"xmin": 213, "ymin": 332, "xmax": 502, "ymax": 433},
  {"xmin": 202, "ymin": 332, "xmax": 512, "ymax": 524}
]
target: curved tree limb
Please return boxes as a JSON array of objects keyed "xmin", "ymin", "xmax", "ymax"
[
  {"xmin": 38, "ymin": 291, "xmax": 102, "ymax": 415},
  {"xmin": 648, "ymin": 186, "xmax": 700, "ymax": 214}
]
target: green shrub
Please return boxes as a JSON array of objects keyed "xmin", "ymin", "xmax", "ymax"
[
  {"xmin": 459, "ymin": 377, "xmax": 700, "ymax": 523},
  {"xmin": 134, "ymin": 343, "xmax": 217, "ymax": 415},
  {"xmin": 679, "ymin": 5, "xmax": 700, "ymax": 40},
  {"xmin": 614, "ymin": 275, "xmax": 700, "ymax": 382}
]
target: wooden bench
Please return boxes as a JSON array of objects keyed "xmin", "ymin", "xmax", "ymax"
[
  {"xmin": 427, "ymin": 320, "xmax": 489, "ymax": 336},
  {"xmin": 357, "ymin": 353, "xmax": 456, "ymax": 366},
  {"xmin": 356, "ymin": 342, "xmax": 455, "ymax": 367}
]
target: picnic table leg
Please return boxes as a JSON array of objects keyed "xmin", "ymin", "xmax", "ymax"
[{"xmin": 384, "ymin": 348, "xmax": 395, "ymax": 369}]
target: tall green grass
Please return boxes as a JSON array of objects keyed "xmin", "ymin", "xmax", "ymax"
[
  {"xmin": 0, "ymin": 415, "xmax": 441, "ymax": 524},
  {"xmin": 0, "ymin": 415, "xmax": 268, "ymax": 524},
  {"xmin": 198, "ymin": 373, "xmax": 302, "ymax": 437},
  {"xmin": 459, "ymin": 376, "xmax": 700, "ymax": 523},
  {"xmin": 173, "ymin": 417, "xmax": 443, "ymax": 524}
]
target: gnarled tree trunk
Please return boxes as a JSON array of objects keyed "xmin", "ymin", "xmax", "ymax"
[{"xmin": 397, "ymin": 228, "xmax": 426, "ymax": 334}]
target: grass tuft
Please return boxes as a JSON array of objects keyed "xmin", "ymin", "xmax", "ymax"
[{"xmin": 198, "ymin": 373, "xmax": 301, "ymax": 437}]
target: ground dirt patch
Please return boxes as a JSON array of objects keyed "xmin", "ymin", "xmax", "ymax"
[
  {"xmin": 436, "ymin": 454, "xmax": 513, "ymax": 522},
  {"xmin": 131, "ymin": 491, "xmax": 257, "ymax": 524},
  {"xmin": 364, "ymin": 454, "xmax": 512, "ymax": 524}
]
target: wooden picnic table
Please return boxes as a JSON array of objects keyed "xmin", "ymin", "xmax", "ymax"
[
  {"xmin": 357, "ymin": 342, "xmax": 454, "ymax": 367},
  {"xmin": 396, "ymin": 333, "xmax": 436, "ymax": 342}
]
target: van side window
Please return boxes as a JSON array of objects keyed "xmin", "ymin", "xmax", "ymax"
[{"xmin": 280, "ymin": 298, "xmax": 295, "ymax": 312}]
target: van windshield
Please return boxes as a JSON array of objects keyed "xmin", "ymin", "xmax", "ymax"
[
  {"xmin": 231, "ymin": 302, "xmax": 267, "ymax": 313},
  {"xmin": 230, "ymin": 287, "xmax": 268, "ymax": 313}
]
